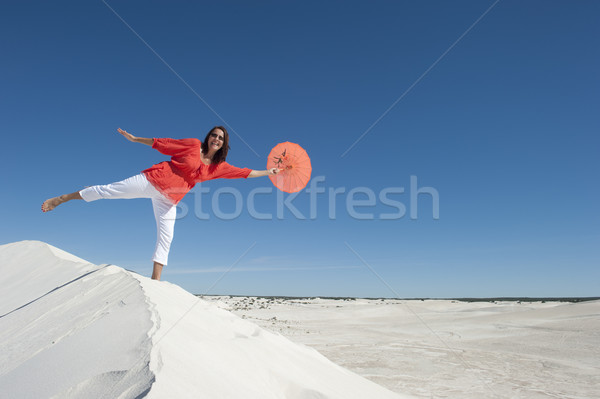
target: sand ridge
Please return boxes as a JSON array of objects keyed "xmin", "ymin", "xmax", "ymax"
[{"xmin": 0, "ymin": 241, "xmax": 408, "ymax": 399}]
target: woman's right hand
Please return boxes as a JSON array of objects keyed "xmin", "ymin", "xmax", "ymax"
[
  {"xmin": 117, "ymin": 128, "xmax": 136, "ymax": 142},
  {"xmin": 117, "ymin": 128, "xmax": 153, "ymax": 146}
]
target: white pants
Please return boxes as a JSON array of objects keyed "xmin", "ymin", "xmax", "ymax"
[{"xmin": 79, "ymin": 174, "xmax": 176, "ymax": 266}]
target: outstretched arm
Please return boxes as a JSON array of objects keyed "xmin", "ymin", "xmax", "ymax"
[
  {"xmin": 117, "ymin": 128, "xmax": 153, "ymax": 146},
  {"xmin": 248, "ymin": 168, "xmax": 280, "ymax": 178}
]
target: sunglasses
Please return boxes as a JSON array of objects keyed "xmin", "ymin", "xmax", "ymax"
[{"xmin": 209, "ymin": 132, "xmax": 224, "ymax": 141}]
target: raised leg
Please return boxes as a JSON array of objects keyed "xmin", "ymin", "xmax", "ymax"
[{"xmin": 42, "ymin": 191, "xmax": 83, "ymax": 212}]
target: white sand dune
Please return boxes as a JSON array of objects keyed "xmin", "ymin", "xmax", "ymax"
[{"xmin": 0, "ymin": 241, "xmax": 408, "ymax": 399}]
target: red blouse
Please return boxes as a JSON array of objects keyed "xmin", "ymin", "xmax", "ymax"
[{"xmin": 142, "ymin": 138, "xmax": 252, "ymax": 204}]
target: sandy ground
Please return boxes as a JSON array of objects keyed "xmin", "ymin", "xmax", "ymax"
[
  {"xmin": 204, "ymin": 296, "xmax": 600, "ymax": 399},
  {"xmin": 2, "ymin": 241, "xmax": 598, "ymax": 398}
]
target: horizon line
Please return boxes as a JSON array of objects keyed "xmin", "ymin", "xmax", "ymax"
[{"xmin": 197, "ymin": 295, "xmax": 600, "ymax": 303}]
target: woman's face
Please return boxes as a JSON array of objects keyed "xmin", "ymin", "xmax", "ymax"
[{"xmin": 208, "ymin": 128, "xmax": 225, "ymax": 151}]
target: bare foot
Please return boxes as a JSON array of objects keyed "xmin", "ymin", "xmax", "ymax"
[{"xmin": 41, "ymin": 196, "xmax": 64, "ymax": 212}]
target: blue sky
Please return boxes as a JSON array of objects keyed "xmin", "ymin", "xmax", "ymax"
[{"xmin": 1, "ymin": 1, "xmax": 598, "ymax": 297}]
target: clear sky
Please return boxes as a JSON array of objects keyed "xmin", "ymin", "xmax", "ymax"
[{"xmin": 1, "ymin": 1, "xmax": 598, "ymax": 298}]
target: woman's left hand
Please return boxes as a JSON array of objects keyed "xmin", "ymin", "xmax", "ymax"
[{"xmin": 249, "ymin": 168, "xmax": 281, "ymax": 178}]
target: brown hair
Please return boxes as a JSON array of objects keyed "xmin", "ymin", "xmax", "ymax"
[{"xmin": 202, "ymin": 126, "xmax": 230, "ymax": 166}]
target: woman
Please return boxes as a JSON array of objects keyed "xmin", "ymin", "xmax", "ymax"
[{"xmin": 42, "ymin": 126, "xmax": 279, "ymax": 281}]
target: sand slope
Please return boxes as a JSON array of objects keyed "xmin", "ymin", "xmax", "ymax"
[{"xmin": 0, "ymin": 241, "xmax": 407, "ymax": 399}]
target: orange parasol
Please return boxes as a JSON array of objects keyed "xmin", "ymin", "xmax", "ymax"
[{"xmin": 267, "ymin": 142, "xmax": 312, "ymax": 193}]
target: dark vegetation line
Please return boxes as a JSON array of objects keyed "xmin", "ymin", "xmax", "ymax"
[{"xmin": 198, "ymin": 295, "xmax": 600, "ymax": 303}]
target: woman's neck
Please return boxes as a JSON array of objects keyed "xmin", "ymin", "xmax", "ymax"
[{"xmin": 204, "ymin": 148, "xmax": 217, "ymax": 162}]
